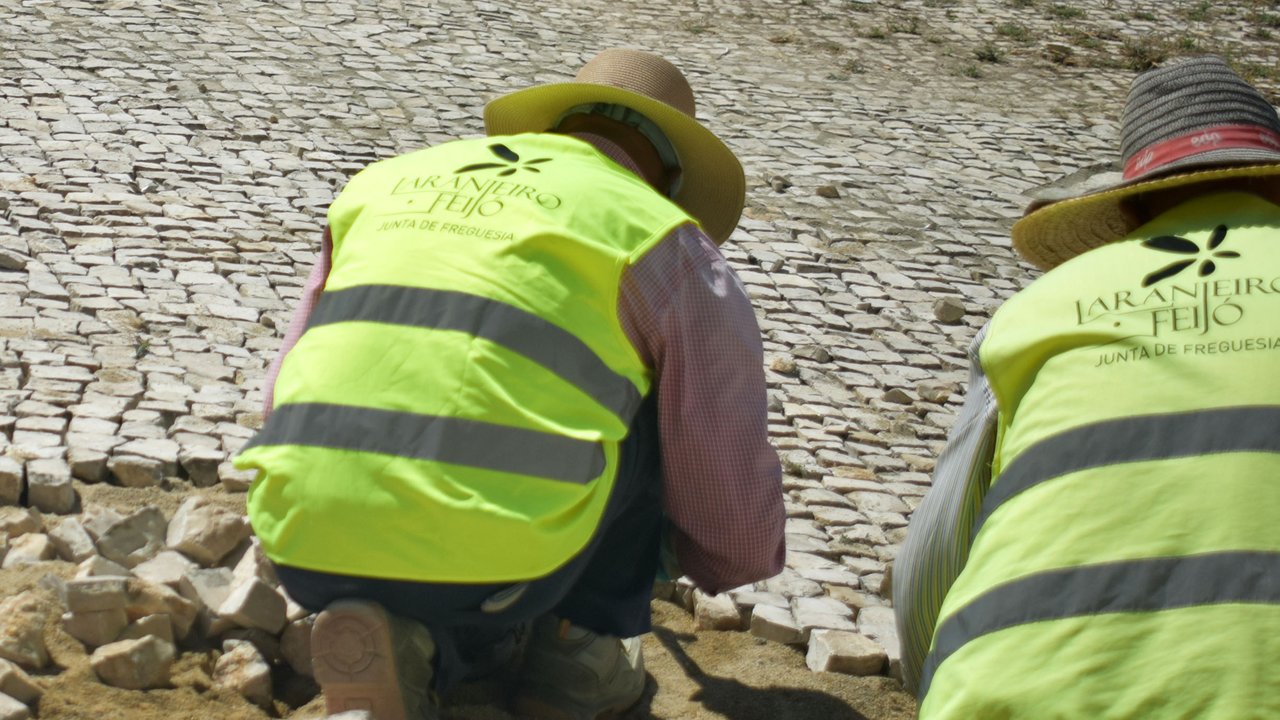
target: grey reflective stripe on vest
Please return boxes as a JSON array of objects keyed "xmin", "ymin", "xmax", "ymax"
[
  {"xmin": 918, "ymin": 551, "xmax": 1280, "ymax": 699},
  {"xmin": 973, "ymin": 406, "xmax": 1280, "ymax": 537},
  {"xmin": 243, "ymin": 402, "xmax": 605, "ymax": 483},
  {"xmin": 307, "ymin": 285, "xmax": 644, "ymax": 423}
]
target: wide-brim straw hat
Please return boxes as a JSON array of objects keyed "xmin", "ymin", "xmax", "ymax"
[
  {"xmin": 1012, "ymin": 55, "xmax": 1280, "ymax": 270},
  {"xmin": 484, "ymin": 48, "xmax": 745, "ymax": 245}
]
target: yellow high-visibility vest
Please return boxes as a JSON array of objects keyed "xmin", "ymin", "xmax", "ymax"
[
  {"xmin": 236, "ymin": 133, "xmax": 694, "ymax": 582},
  {"xmin": 921, "ymin": 193, "xmax": 1280, "ymax": 719}
]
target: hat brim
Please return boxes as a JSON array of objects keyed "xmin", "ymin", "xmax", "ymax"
[
  {"xmin": 1012, "ymin": 161, "xmax": 1280, "ymax": 270},
  {"xmin": 484, "ymin": 83, "xmax": 745, "ymax": 245}
]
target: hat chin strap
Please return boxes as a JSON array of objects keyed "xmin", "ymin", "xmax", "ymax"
[{"xmin": 554, "ymin": 103, "xmax": 684, "ymax": 197}]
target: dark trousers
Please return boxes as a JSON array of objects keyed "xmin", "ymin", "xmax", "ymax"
[{"xmin": 275, "ymin": 394, "xmax": 664, "ymax": 691}]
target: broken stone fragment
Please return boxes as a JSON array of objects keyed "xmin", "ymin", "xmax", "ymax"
[
  {"xmin": 67, "ymin": 447, "xmax": 109, "ymax": 483},
  {"xmin": 126, "ymin": 579, "xmax": 197, "ymax": 639},
  {"xmin": 64, "ymin": 577, "xmax": 129, "ymax": 613},
  {"xmin": 75, "ymin": 556, "xmax": 132, "ymax": 579},
  {"xmin": 0, "ymin": 659, "xmax": 40, "ymax": 705},
  {"xmin": 0, "ymin": 692, "xmax": 29, "ymax": 720},
  {"xmin": 178, "ymin": 447, "xmax": 224, "ymax": 488},
  {"xmin": 118, "ymin": 614, "xmax": 174, "ymax": 645},
  {"xmin": 1, "ymin": 534, "xmax": 54, "ymax": 569},
  {"xmin": 79, "ymin": 506, "xmax": 124, "ymax": 542},
  {"xmin": 106, "ymin": 455, "xmax": 164, "ymax": 488},
  {"xmin": 0, "ymin": 459, "xmax": 22, "ymax": 506},
  {"xmin": 133, "ymin": 550, "xmax": 197, "ymax": 588},
  {"xmin": 25, "ymin": 459, "xmax": 74, "ymax": 515},
  {"xmin": 90, "ymin": 636, "xmax": 174, "ymax": 690},
  {"xmin": 693, "ymin": 591, "xmax": 743, "ymax": 631},
  {"xmin": 63, "ymin": 609, "xmax": 128, "ymax": 649},
  {"xmin": 214, "ymin": 640, "xmax": 272, "ymax": 709},
  {"xmin": 166, "ymin": 496, "xmax": 250, "ymax": 566},
  {"xmin": 228, "ymin": 537, "xmax": 277, "ymax": 587},
  {"xmin": 805, "ymin": 629, "xmax": 887, "ymax": 675},
  {"xmin": 218, "ymin": 462, "xmax": 255, "ymax": 493},
  {"xmin": 217, "ymin": 578, "xmax": 286, "ymax": 634},
  {"xmin": 749, "ymin": 604, "xmax": 804, "ymax": 645},
  {"xmin": 96, "ymin": 506, "xmax": 167, "ymax": 568},
  {"xmin": 932, "ymin": 296, "xmax": 966, "ymax": 324},
  {"xmin": 49, "ymin": 518, "xmax": 97, "ymax": 563},
  {"xmin": 280, "ymin": 616, "xmax": 314, "ymax": 676},
  {"xmin": 0, "ymin": 592, "xmax": 50, "ymax": 670},
  {"xmin": 0, "ymin": 509, "xmax": 41, "ymax": 539}
]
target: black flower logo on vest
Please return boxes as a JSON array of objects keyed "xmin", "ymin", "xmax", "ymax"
[
  {"xmin": 1140, "ymin": 225, "xmax": 1239, "ymax": 287},
  {"xmin": 455, "ymin": 143, "xmax": 551, "ymax": 176}
]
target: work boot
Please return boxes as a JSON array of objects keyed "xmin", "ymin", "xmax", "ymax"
[
  {"xmin": 513, "ymin": 616, "xmax": 646, "ymax": 720},
  {"xmin": 311, "ymin": 600, "xmax": 438, "ymax": 720}
]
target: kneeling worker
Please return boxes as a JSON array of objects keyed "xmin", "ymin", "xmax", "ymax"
[{"xmin": 236, "ymin": 48, "xmax": 785, "ymax": 720}]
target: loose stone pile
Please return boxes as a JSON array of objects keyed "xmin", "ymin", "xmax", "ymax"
[{"xmin": 0, "ymin": 494, "xmax": 311, "ymax": 714}]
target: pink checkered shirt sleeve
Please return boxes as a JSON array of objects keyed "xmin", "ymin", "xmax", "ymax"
[
  {"xmin": 260, "ymin": 227, "xmax": 331, "ymax": 419},
  {"xmin": 619, "ymin": 224, "xmax": 785, "ymax": 595}
]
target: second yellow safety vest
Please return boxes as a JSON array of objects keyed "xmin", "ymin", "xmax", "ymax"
[{"xmin": 920, "ymin": 192, "xmax": 1280, "ymax": 719}]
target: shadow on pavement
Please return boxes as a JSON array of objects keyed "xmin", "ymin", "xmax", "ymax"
[{"xmin": 633, "ymin": 627, "xmax": 874, "ymax": 720}]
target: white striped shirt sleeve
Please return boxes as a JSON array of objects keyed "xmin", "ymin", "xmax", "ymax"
[{"xmin": 893, "ymin": 324, "xmax": 999, "ymax": 694}]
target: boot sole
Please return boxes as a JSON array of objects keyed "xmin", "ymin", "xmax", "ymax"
[{"xmin": 312, "ymin": 600, "xmax": 412, "ymax": 720}]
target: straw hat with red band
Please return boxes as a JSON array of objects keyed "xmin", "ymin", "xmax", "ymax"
[
  {"xmin": 484, "ymin": 48, "xmax": 746, "ymax": 246},
  {"xmin": 1012, "ymin": 55, "xmax": 1280, "ymax": 271}
]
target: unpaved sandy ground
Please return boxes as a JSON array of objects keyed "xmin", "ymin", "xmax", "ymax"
[{"xmin": 10, "ymin": 554, "xmax": 914, "ymax": 720}]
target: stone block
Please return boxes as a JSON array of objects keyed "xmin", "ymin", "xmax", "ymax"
[
  {"xmin": 166, "ymin": 496, "xmax": 249, "ymax": 566},
  {"xmin": 0, "ymin": 693, "xmax": 29, "ymax": 720},
  {"xmin": 218, "ymin": 462, "xmax": 255, "ymax": 493},
  {"xmin": 281, "ymin": 589, "xmax": 310, "ymax": 622},
  {"xmin": 727, "ymin": 589, "xmax": 783, "ymax": 609},
  {"xmin": 67, "ymin": 447, "xmax": 108, "ymax": 483},
  {"xmin": 90, "ymin": 636, "xmax": 174, "ymax": 690},
  {"xmin": 178, "ymin": 447, "xmax": 223, "ymax": 487},
  {"xmin": 179, "ymin": 567, "xmax": 234, "ymax": 610},
  {"xmin": 63, "ymin": 609, "xmax": 128, "ymax": 648},
  {"xmin": 805, "ymin": 630, "xmax": 887, "ymax": 676},
  {"xmin": 112, "ymin": 439, "xmax": 179, "ymax": 476},
  {"xmin": 65, "ymin": 577, "xmax": 129, "ymax": 612},
  {"xmin": 749, "ymin": 604, "xmax": 804, "ymax": 645},
  {"xmin": 106, "ymin": 455, "xmax": 163, "ymax": 488},
  {"xmin": 214, "ymin": 641, "xmax": 272, "ymax": 709},
  {"xmin": 220, "ymin": 628, "xmax": 282, "ymax": 665},
  {"xmin": 0, "ymin": 592, "xmax": 50, "ymax": 669},
  {"xmin": 75, "ymin": 556, "xmax": 132, "ymax": 579},
  {"xmin": 25, "ymin": 459, "xmax": 74, "ymax": 514},
  {"xmin": 217, "ymin": 578, "xmax": 286, "ymax": 634},
  {"xmin": 0, "ymin": 509, "xmax": 40, "ymax": 539},
  {"xmin": 126, "ymin": 580, "xmax": 197, "ymax": 639},
  {"xmin": 133, "ymin": 550, "xmax": 197, "ymax": 588},
  {"xmin": 228, "ymin": 538, "xmax": 277, "ymax": 587},
  {"xmin": 856, "ymin": 605, "xmax": 902, "ymax": 666},
  {"xmin": 119, "ymin": 614, "xmax": 174, "ymax": 645},
  {"xmin": 1, "ymin": 534, "xmax": 54, "ymax": 569},
  {"xmin": 280, "ymin": 616, "xmax": 314, "ymax": 676},
  {"xmin": 96, "ymin": 506, "xmax": 167, "ymax": 568},
  {"xmin": 80, "ymin": 506, "xmax": 124, "ymax": 541},
  {"xmin": 0, "ymin": 659, "xmax": 40, "ymax": 705},
  {"xmin": 0, "ymin": 459, "xmax": 22, "ymax": 506},
  {"xmin": 693, "ymin": 591, "xmax": 742, "ymax": 631},
  {"xmin": 49, "ymin": 518, "xmax": 97, "ymax": 562}
]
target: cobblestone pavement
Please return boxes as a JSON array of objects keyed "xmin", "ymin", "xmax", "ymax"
[{"xmin": 0, "ymin": 0, "xmax": 1276, "ymax": 711}]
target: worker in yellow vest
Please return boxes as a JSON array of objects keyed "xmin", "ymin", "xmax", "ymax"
[
  {"xmin": 895, "ymin": 55, "xmax": 1280, "ymax": 718},
  {"xmin": 235, "ymin": 49, "xmax": 784, "ymax": 720}
]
